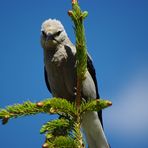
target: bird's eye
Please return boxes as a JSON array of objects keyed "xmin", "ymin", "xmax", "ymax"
[
  {"xmin": 54, "ymin": 30, "xmax": 62, "ymax": 37},
  {"xmin": 42, "ymin": 31, "xmax": 47, "ymax": 37}
]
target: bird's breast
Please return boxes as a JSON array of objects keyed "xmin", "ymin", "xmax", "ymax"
[{"xmin": 45, "ymin": 48, "xmax": 77, "ymax": 101}]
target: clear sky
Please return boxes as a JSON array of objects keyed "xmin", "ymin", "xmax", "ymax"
[{"xmin": 0, "ymin": 0, "xmax": 148, "ymax": 147}]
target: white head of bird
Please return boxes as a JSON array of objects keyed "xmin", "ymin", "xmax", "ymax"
[{"xmin": 41, "ymin": 19, "xmax": 68, "ymax": 49}]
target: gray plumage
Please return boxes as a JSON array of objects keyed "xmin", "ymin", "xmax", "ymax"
[{"xmin": 41, "ymin": 18, "xmax": 109, "ymax": 148}]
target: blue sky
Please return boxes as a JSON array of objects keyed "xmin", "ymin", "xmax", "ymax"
[{"xmin": 0, "ymin": 0, "xmax": 148, "ymax": 147}]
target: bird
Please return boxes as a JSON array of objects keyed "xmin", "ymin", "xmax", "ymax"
[{"xmin": 41, "ymin": 18, "xmax": 109, "ymax": 148}]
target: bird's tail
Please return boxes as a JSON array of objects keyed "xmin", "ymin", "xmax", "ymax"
[{"xmin": 82, "ymin": 111, "xmax": 109, "ymax": 148}]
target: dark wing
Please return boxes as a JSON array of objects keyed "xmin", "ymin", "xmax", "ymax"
[
  {"xmin": 44, "ymin": 67, "xmax": 51, "ymax": 93},
  {"xmin": 87, "ymin": 54, "xmax": 103, "ymax": 126}
]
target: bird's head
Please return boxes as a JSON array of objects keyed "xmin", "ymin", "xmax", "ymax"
[{"xmin": 41, "ymin": 19, "xmax": 67, "ymax": 49}]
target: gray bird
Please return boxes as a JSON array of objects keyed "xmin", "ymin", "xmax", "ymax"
[{"xmin": 41, "ymin": 18, "xmax": 109, "ymax": 148}]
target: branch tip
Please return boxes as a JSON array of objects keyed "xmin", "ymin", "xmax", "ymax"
[
  {"xmin": 36, "ymin": 102, "xmax": 44, "ymax": 107},
  {"xmin": 72, "ymin": 0, "xmax": 77, "ymax": 4},
  {"xmin": 50, "ymin": 107, "xmax": 57, "ymax": 114},
  {"xmin": 68, "ymin": 10, "xmax": 73, "ymax": 16},
  {"xmin": 2, "ymin": 115, "xmax": 10, "ymax": 125},
  {"xmin": 42, "ymin": 143, "xmax": 49, "ymax": 148},
  {"xmin": 107, "ymin": 101, "xmax": 112, "ymax": 106}
]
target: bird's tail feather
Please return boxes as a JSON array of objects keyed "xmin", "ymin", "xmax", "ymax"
[{"xmin": 82, "ymin": 111, "xmax": 109, "ymax": 148}]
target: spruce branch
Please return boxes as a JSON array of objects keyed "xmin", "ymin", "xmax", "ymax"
[
  {"xmin": 80, "ymin": 99, "xmax": 112, "ymax": 115},
  {"xmin": 40, "ymin": 118, "xmax": 72, "ymax": 135},
  {"xmin": 49, "ymin": 98, "xmax": 77, "ymax": 117},
  {"xmin": 68, "ymin": 0, "xmax": 88, "ymax": 109},
  {"xmin": 68, "ymin": 0, "xmax": 89, "ymax": 147},
  {"xmin": 41, "ymin": 117, "xmax": 78, "ymax": 147},
  {"xmin": 0, "ymin": 98, "xmax": 77, "ymax": 125},
  {"xmin": 68, "ymin": 1, "xmax": 112, "ymax": 147},
  {"xmin": 53, "ymin": 136, "xmax": 78, "ymax": 148},
  {"xmin": 0, "ymin": 101, "xmax": 44, "ymax": 124},
  {"xmin": 73, "ymin": 119, "xmax": 85, "ymax": 148}
]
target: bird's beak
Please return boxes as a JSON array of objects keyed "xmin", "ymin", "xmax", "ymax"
[{"xmin": 46, "ymin": 33, "xmax": 53, "ymax": 41}]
